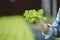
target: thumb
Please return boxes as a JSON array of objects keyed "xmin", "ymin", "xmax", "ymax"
[
  {"xmin": 34, "ymin": 20, "xmax": 47, "ymax": 31},
  {"xmin": 39, "ymin": 20, "xmax": 47, "ymax": 31}
]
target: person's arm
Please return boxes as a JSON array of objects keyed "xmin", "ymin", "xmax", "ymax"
[
  {"xmin": 43, "ymin": 24, "xmax": 57, "ymax": 39},
  {"xmin": 51, "ymin": 7, "xmax": 60, "ymax": 37},
  {"xmin": 43, "ymin": 7, "xmax": 60, "ymax": 39}
]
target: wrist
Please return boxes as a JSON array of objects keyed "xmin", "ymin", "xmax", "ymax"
[{"xmin": 44, "ymin": 24, "xmax": 50, "ymax": 34}]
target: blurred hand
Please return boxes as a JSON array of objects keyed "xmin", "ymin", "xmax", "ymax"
[{"xmin": 35, "ymin": 20, "xmax": 49, "ymax": 33}]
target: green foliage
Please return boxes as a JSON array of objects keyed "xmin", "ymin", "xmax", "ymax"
[
  {"xmin": 44, "ymin": 17, "xmax": 54, "ymax": 23},
  {"xmin": 0, "ymin": 16, "xmax": 35, "ymax": 40},
  {"xmin": 55, "ymin": 38, "xmax": 60, "ymax": 40},
  {"xmin": 23, "ymin": 9, "xmax": 47, "ymax": 23}
]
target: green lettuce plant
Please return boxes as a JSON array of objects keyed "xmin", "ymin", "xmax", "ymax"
[{"xmin": 23, "ymin": 9, "xmax": 47, "ymax": 23}]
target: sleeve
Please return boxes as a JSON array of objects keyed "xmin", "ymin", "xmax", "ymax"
[
  {"xmin": 42, "ymin": 7, "xmax": 60, "ymax": 39},
  {"xmin": 42, "ymin": 24, "xmax": 57, "ymax": 39},
  {"xmin": 53, "ymin": 7, "xmax": 60, "ymax": 37},
  {"xmin": 55, "ymin": 8, "xmax": 60, "ymax": 22}
]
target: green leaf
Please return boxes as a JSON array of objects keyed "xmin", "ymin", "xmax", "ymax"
[{"xmin": 23, "ymin": 9, "xmax": 47, "ymax": 23}]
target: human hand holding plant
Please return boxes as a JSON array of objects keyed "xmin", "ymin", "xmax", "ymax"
[{"xmin": 23, "ymin": 9, "xmax": 49, "ymax": 33}]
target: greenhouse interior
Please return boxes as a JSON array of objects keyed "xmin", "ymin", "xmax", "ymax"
[{"xmin": 0, "ymin": 0, "xmax": 60, "ymax": 40}]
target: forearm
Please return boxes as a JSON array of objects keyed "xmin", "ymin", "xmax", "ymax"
[
  {"xmin": 43, "ymin": 24, "xmax": 57, "ymax": 39},
  {"xmin": 43, "ymin": 7, "xmax": 60, "ymax": 39},
  {"xmin": 45, "ymin": 24, "xmax": 60, "ymax": 37},
  {"xmin": 44, "ymin": 24, "xmax": 50, "ymax": 34}
]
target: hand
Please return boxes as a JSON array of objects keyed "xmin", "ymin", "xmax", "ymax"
[{"xmin": 35, "ymin": 20, "xmax": 49, "ymax": 32}]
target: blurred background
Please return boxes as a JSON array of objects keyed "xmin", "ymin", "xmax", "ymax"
[
  {"xmin": 0, "ymin": 0, "xmax": 60, "ymax": 40},
  {"xmin": 0, "ymin": 0, "xmax": 60, "ymax": 17}
]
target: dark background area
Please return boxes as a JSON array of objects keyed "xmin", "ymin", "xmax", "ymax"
[
  {"xmin": 0, "ymin": 0, "xmax": 41, "ymax": 16},
  {"xmin": 0, "ymin": 0, "xmax": 60, "ymax": 16}
]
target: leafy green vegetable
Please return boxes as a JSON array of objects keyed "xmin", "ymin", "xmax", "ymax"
[{"xmin": 23, "ymin": 9, "xmax": 47, "ymax": 23}]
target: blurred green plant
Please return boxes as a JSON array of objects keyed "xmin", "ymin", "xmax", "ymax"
[
  {"xmin": 0, "ymin": 16, "xmax": 35, "ymax": 40},
  {"xmin": 44, "ymin": 16, "xmax": 54, "ymax": 23},
  {"xmin": 23, "ymin": 9, "xmax": 47, "ymax": 23}
]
